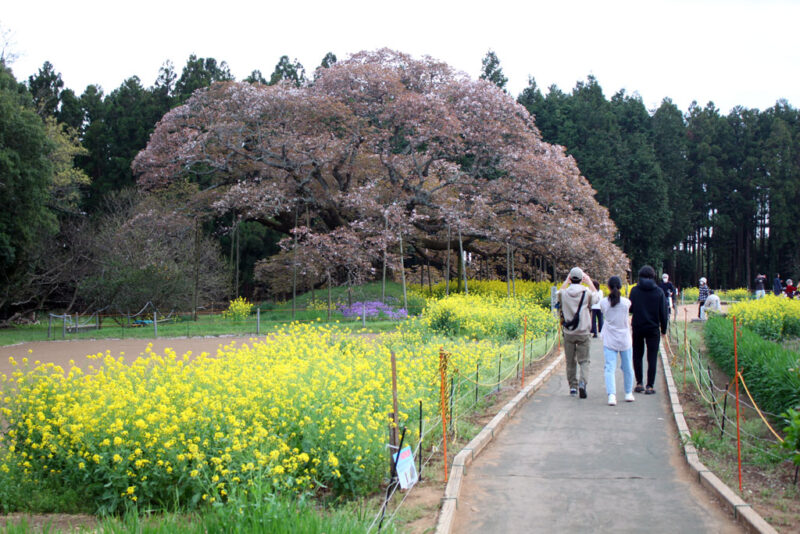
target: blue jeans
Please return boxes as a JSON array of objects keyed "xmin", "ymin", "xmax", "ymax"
[{"xmin": 604, "ymin": 346, "xmax": 633, "ymax": 395}]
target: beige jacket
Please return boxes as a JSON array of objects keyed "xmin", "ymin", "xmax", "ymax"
[{"xmin": 557, "ymin": 284, "xmax": 600, "ymax": 337}]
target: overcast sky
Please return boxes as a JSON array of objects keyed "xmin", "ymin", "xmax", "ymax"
[{"xmin": 3, "ymin": 0, "xmax": 798, "ymax": 114}]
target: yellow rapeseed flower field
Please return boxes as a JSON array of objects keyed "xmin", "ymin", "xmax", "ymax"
[
  {"xmin": 1, "ymin": 294, "xmax": 556, "ymax": 513},
  {"xmin": 728, "ymin": 295, "xmax": 800, "ymax": 340}
]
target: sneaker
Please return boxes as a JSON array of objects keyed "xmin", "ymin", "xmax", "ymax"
[
  {"xmin": 570, "ymin": 388, "xmax": 577, "ymax": 396},
  {"xmin": 625, "ymin": 392, "xmax": 635, "ymax": 402},
  {"xmin": 645, "ymin": 386, "xmax": 656, "ymax": 395},
  {"xmin": 634, "ymin": 384, "xmax": 644, "ymax": 393},
  {"xmin": 608, "ymin": 394, "xmax": 617, "ymax": 406},
  {"xmin": 578, "ymin": 381, "xmax": 587, "ymax": 399}
]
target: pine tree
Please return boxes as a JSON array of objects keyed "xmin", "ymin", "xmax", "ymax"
[{"xmin": 479, "ymin": 50, "xmax": 507, "ymax": 91}]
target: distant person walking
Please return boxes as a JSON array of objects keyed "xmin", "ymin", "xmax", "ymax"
[
  {"xmin": 658, "ymin": 273, "xmax": 676, "ymax": 321},
  {"xmin": 697, "ymin": 277, "xmax": 709, "ymax": 319},
  {"xmin": 754, "ymin": 273, "xmax": 767, "ymax": 299},
  {"xmin": 591, "ymin": 287, "xmax": 604, "ymax": 338},
  {"xmin": 629, "ymin": 266, "xmax": 668, "ymax": 395},
  {"xmin": 774, "ymin": 274, "xmax": 783, "ymax": 296},
  {"xmin": 600, "ymin": 276, "xmax": 634, "ymax": 406},
  {"xmin": 557, "ymin": 267, "xmax": 599, "ymax": 399}
]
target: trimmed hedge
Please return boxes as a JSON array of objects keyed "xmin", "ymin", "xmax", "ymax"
[{"xmin": 704, "ymin": 315, "xmax": 800, "ymax": 415}]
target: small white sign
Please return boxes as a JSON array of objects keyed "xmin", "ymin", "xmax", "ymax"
[{"xmin": 392, "ymin": 446, "xmax": 418, "ymax": 489}]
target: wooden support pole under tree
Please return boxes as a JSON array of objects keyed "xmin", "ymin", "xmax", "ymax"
[
  {"xmin": 291, "ymin": 209, "xmax": 298, "ymax": 321},
  {"xmin": 445, "ymin": 224, "xmax": 451, "ymax": 295},
  {"xmin": 506, "ymin": 243, "xmax": 511, "ymax": 296},
  {"xmin": 458, "ymin": 226, "xmax": 467, "ymax": 294},
  {"xmin": 235, "ymin": 219, "xmax": 240, "ymax": 298},
  {"xmin": 511, "ymin": 244, "xmax": 516, "ymax": 297},
  {"xmin": 427, "ymin": 256, "xmax": 433, "ymax": 296},
  {"xmin": 399, "ymin": 232, "xmax": 408, "ymax": 310},
  {"xmin": 193, "ymin": 217, "xmax": 200, "ymax": 321},
  {"xmin": 382, "ymin": 215, "xmax": 388, "ymax": 303},
  {"xmin": 327, "ymin": 271, "xmax": 332, "ymax": 321}
]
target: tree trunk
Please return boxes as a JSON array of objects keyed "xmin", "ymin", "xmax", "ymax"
[
  {"xmin": 235, "ymin": 221, "xmax": 240, "ymax": 298},
  {"xmin": 292, "ymin": 209, "xmax": 298, "ymax": 320},
  {"xmin": 427, "ymin": 257, "xmax": 432, "ymax": 295},
  {"xmin": 193, "ymin": 217, "xmax": 200, "ymax": 321},
  {"xmin": 382, "ymin": 215, "xmax": 388, "ymax": 303},
  {"xmin": 511, "ymin": 245, "xmax": 516, "ymax": 297},
  {"xmin": 65, "ymin": 284, "xmax": 80, "ymax": 314},
  {"xmin": 445, "ymin": 224, "xmax": 451, "ymax": 296},
  {"xmin": 506, "ymin": 243, "xmax": 511, "ymax": 296},
  {"xmin": 327, "ymin": 270, "xmax": 332, "ymax": 321},
  {"xmin": 229, "ymin": 212, "xmax": 236, "ymax": 299},
  {"xmin": 347, "ymin": 271, "xmax": 353, "ymax": 307},
  {"xmin": 458, "ymin": 226, "xmax": 467, "ymax": 294},
  {"xmin": 399, "ymin": 233, "xmax": 408, "ymax": 309}
]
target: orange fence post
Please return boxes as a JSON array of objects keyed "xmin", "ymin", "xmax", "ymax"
[
  {"xmin": 733, "ymin": 316, "xmax": 743, "ymax": 492},
  {"xmin": 439, "ymin": 348, "xmax": 449, "ymax": 483},
  {"xmin": 521, "ymin": 316, "xmax": 527, "ymax": 388}
]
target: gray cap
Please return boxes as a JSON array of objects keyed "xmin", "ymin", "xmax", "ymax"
[{"xmin": 569, "ymin": 267, "xmax": 584, "ymax": 281}]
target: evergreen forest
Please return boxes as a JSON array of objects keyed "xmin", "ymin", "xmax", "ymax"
[{"xmin": 2, "ymin": 49, "xmax": 799, "ymax": 320}]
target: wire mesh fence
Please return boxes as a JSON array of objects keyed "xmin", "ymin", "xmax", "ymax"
[
  {"xmin": 665, "ymin": 319, "xmax": 790, "ymax": 469},
  {"xmin": 366, "ymin": 328, "xmax": 559, "ymax": 533},
  {"xmin": 34, "ymin": 300, "xmax": 426, "ymax": 342}
]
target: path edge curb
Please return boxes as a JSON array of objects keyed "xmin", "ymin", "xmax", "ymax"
[
  {"xmin": 659, "ymin": 345, "xmax": 777, "ymax": 534},
  {"xmin": 434, "ymin": 350, "xmax": 565, "ymax": 534}
]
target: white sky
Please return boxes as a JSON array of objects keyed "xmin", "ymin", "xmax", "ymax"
[{"xmin": 2, "ymin": 0, "xmax": 799, "ymax": 114}]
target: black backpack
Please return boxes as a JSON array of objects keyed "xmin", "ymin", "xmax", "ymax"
[{"xmin": 561, "ymin": 290, "xmax": 586, "ymax": 331}]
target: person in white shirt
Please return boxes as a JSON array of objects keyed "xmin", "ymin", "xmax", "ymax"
[
  {"xmin": 600, "ymin": 276, "xmax": 635, "ymax": 405},
  {"xmin": 700, "ymin": 290, "xmax": 722, "ymax": 320},
  {"xmin": 591, "ymin": 288, "xmax": 604, "ymax": 338}
]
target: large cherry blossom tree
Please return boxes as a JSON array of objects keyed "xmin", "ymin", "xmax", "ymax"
[{"xmin": 133, "ymin": 49, "xmax": 628, "ymax": 288}]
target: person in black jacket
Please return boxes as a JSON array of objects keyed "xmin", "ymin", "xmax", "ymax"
[{"xmin": 629, "ymin": 265, "xmax": 668, "ymax": 395}]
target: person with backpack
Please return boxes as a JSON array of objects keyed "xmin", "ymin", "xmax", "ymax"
[
  {"xmin": 600, "ymin": 276, "xmax": 635, "ymax": 405},
  {"xmin": 557, "ymin": 267, "xmax": 600, "ymax": 399},
  {"xmin": 629, "ymin": 266, "xmax": 668, "ymax": 395}
]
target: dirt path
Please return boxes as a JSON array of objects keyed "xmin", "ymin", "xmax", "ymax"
[{"xmin": 0, "ymin": 335, "xmax": 263, "ymax": 377}]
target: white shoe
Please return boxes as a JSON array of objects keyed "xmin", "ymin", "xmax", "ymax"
[
  {"xmin": 608, "ymin": 394, "xmax": 617, "ymax": 406},
  {"xmin": 625, "ymin": 392, "xmax": 635, "ymax": 402}
]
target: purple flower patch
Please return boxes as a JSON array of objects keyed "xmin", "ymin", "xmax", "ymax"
[{"xmin": 338, "ymin": 301, "xmax": 408, "ymax": 320}]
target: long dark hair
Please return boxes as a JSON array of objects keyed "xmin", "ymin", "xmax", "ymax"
[{"xmin": 608, "ymin": 276, "xmax": 622, "ymax": 307}]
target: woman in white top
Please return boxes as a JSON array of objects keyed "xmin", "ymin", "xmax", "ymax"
[
  {"xmin": 600, "ymin": 276, "xmax": 634, "ymax": 405},
  {"xmin": 591, "ymin": 288, "xmax": 604, "ymax": 338}
]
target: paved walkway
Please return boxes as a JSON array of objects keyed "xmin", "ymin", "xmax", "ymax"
[{"xmin": 452, "ymin": 337, "xmax": 741, "ymax": 534}]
